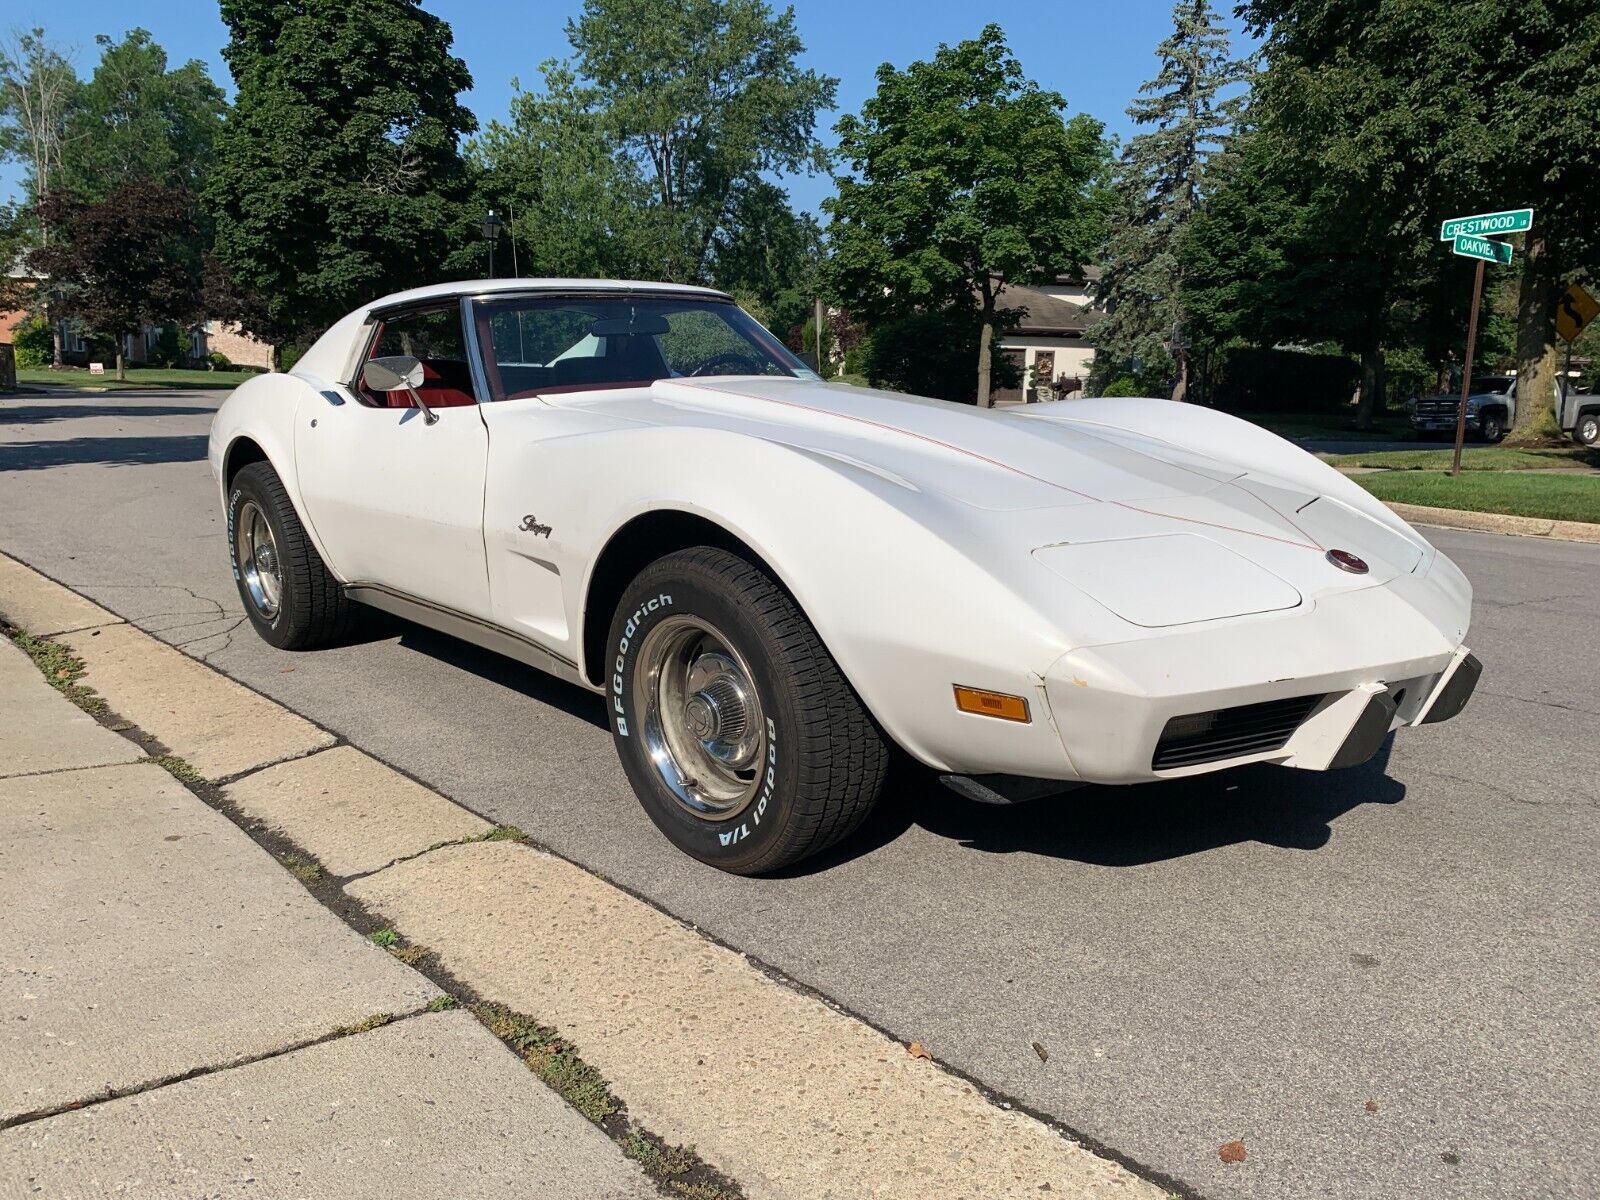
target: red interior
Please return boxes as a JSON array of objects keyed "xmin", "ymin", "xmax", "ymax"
[{"xmin": 362, "ymin": 319, "xmax": 478, "ymax": 408}]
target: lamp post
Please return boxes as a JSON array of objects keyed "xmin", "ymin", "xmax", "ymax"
[{"xmin": 482, "ymin": 210, "xmax": 502, "ymax": 278}]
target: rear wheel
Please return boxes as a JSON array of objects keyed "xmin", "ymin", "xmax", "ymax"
[
  {"xmin": 606, "ymin": 547, "xmax": 888, "ymax": 874},
  {"xmin": 1573, "ymin": 411, "xmax": 1599, "ymax": 446},
  {"xmin": 228, "ymin": 462, "xmax": 357, "ymax": 649}
]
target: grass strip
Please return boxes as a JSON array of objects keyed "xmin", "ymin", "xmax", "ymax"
[
  {"xmin": 1326, "ymin": 445, "xmax": 1598, "ymax": 471},
  {"xmin": 1357, "ymin": 471, "xmax": 1600, "ymax": 524}
]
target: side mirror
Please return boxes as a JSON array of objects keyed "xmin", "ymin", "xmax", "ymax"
[{"xmin": 361, "ymin": 355, "xmax": 436, "ymax": 424}]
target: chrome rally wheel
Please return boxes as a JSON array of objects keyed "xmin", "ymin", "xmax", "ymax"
[
  {"xmin": 234, "ymin": 499, "xmax": 283, "ymax": 620},
  {"xmin": 606, "ymin": 547, "xmax": 888, "ymax": 875},
  {"xmin": 635, "ymin": 616, "xmax": 768, "ymax": 819}
]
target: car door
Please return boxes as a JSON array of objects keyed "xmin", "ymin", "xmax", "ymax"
[{"xmin": 294, "ymin": 301, "xmax": 493, "ymax": 621}]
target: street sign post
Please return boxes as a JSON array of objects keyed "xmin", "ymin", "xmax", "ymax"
[
  {"xmin": 1441, "ymin": 207, "xmax": 1531, "ymax": 475},
  {"xmin": 1439, "ymin": 208, "xmax": 1534, "ymax": 241},
  {"xmin": 1451, "ymin": 234, "xmax": 1514, "ymax": 265}
]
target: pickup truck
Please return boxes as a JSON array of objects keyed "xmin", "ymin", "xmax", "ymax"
[{"xmin": 1411, "ymin": 374, "xmax": 1599, "ymax": 445}]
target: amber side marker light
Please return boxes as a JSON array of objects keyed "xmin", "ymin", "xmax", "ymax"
[{"xmin": 952, "ymin": 685, "xmax": 1031, "ymax": 723}]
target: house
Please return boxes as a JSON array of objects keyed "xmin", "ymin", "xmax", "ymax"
[{"xmin": 991, "ymin": 268, "xmax": 1103, "ymax": 405}]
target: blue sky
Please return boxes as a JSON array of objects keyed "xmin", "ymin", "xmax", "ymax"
[{"xmin": 2, "ymin": 0, "xmax": 1254, "ymax": 213}]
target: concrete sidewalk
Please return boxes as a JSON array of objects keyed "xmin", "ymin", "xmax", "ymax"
[{"xmin": 0, "ymin": 635, "xmax": 655, "ymax": 1199}]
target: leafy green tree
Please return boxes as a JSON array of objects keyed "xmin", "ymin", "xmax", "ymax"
[
  {"xmin": 1092, "ymin": 0, "xmax": 1246, "ymax": 402},
  {"xmin": 468, "ymin": 61, "xmax": 658, "ymax": 280},
  {"xmin": 567, "ymin": 0, "xmax": 836, "ymax": 283},
  {"xmin": 31, "ymin": 179, "xmax": 204, "ymax": 380},
  {"xmin": 824, "ymin": 25, "xmax": 1109, "ymax": 406},
  {"xmin": 207, "ymin": 0, "xmax": 476, "ymax": 352},
  {"xmin": 1239, "ymin": 0, "xmax": 1600, "ymax": 435},
  {"xmin": 58, "ymin": 30, "xmax": 225, "ymax": 200}
]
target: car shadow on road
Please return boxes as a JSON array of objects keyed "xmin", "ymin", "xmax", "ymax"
[
  {"xmin": 0, "ymin": 404, "xmax": 217, "ymax": 425},
  {"xmin": 0, "ymin": 434, "xmax": 211, "ymax": 470},
  {"xmin": 792, "ymin": 738, "xmax": 1406, "ymax": 874},
  {"xmin": 384, "ymin": 618, "xmax": 611, "ymax": 728}
]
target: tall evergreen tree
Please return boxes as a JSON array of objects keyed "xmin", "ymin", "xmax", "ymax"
[
  {"xmin": 1092, "ymin": 0, "xmax": 1246, "ymax": 401},
  {"xmin": 206, "ymin": 0, "xmax": 476, "ymax": 353}
]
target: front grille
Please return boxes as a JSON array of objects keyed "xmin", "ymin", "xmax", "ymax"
[
  {"xmin": 1414, "ymin": 399, "xmax": 1459, "ymax": 419},
  {"xmin": 1152, "ymin": 694, "xmax": 1326, "ymax": 770}
]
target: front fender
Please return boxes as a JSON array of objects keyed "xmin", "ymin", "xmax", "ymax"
[
  {"xmin": 490, "ymin": 420, "xmax": 1077, "ymax": 775},
  {"xmin": 208, "ymin": 372, "xmax": 339, "ymax": 574}
]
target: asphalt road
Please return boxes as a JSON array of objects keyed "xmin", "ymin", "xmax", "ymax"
[{"xmin": 3, "ymin": 388, "xmax": 1596, "ymax": 1200}]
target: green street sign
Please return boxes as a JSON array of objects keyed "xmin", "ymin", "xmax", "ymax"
[
  {"xmin": 1451, "ymin": 234, "xmax": 1514, "ymax": 264},
  {"xmin": 1439, "ymin": 207, "xmax": 1533, "ymax": 240}
]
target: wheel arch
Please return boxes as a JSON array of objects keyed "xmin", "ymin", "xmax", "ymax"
[
  {"xmin": 222, "ymin": 434, "xmax": 271, "ymax": 492},
  {"xmin": 580, "ymin": 508, "xmax": 789, "ymax": 689}
]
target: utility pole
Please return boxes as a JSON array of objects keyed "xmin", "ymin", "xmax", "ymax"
[{"xmin": 813, "ymin": 296, "xmax": 827, "ymax": 376}]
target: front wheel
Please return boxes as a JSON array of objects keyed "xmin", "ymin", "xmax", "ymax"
[
  {"xmin": 1478, "ymin": 413, "xmax": 1505, "ymax": 443},
  {"xmin": 228, "ymin": 462, "xmax": 357, "ymax": 649},
  {"xmin": 1573, "ymin": 411, "xmax": 1599, "ymax": 446},
  {"xmin": 606, "ymin": 547, "xmax": 888, "ymax": 874}
]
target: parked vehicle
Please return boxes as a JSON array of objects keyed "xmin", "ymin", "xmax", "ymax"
[
  {"xmin": 1411, "ymin": 373, "xmax": 1598, "ymax": 444},
  {"xmin": 210, "ymin": 280, "xmax": 1480, "ymax": 873}
]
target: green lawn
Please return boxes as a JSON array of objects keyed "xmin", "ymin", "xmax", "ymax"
[
  {"xmin": 1356, "ymin": 470, "xmax": 1600, "ymax": 523},
  {"xmin": 17, "ymin": 366, "xmax": 263, "ymax": 391},
  {"xmin": 1325, "ymin": 445, "xmax": 1599, "ymax": 471}
]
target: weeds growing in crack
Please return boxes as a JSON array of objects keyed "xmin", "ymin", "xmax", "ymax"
[
  {"xmin": 332, "ymin": 1012, "xmax": 393, "ymax": 1036},
  {"xmin": 149, "ymin": 755, "xmax": 203, "ymax": 785},
  {"xmin": 425, "ymin": 995, "xmax": 457, "ymax": 1012},
  {"xmin": 7, "ymin": 629, "xmax": 103, "ymax": 712},
  {"xmin": 280, "ymin": 853, "xmax": 322, "ymax": 884}
]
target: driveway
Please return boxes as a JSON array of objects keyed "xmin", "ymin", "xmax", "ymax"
[{"xmin": 2, "ymin": 388, "xmax": 1595, "ymax": 1200}]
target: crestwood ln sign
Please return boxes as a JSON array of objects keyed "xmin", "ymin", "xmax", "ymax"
[
  {"xmin": 1441, "ymin": 206, "xmax": 1532, "ymax": 474},
  {"xmin": 1439, "ymin": 207, "xmax": 1534, "ymax": 240}
]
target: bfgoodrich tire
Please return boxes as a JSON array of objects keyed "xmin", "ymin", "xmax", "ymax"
[
  {"xmin": 606, "ymin": 547, "xmax": 889, "ymax": 874},
  {"xmin": 227, "ymin": 461, "xmax": 356, "ymax": 650}
]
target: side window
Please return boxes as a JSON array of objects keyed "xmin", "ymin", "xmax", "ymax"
[{"xmin": 357, "ymin": 307, "xmax": 478, "ymax": 409}]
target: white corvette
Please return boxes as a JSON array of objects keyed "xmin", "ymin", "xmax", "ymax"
[{"xmin": 210, "ymin": 278, "xmax": 1480, "ymax": 873}]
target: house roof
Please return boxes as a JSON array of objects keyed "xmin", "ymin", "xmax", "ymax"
[{"xmin": 997, "ymin": 282, "xmax": 1103, "ymax": 338}]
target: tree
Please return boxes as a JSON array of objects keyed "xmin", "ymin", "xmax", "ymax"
[
  {"xmin": 57, "ymin": 29, "xmax": 225, "ymax": 201},
  {"xmin": 1239, "ymin": 0, "xmax": 1600, "ymax": 436},
  {"xmin": 207, "ymin": 0, "xmax": 476, "ymax": 351},
  {"xmin": 824, "ymin": 25, "xmax": 1109, "ymax": 406},
  {"xmin": 0, "ymin": 28, "xmax": 79, "ymax": 366},
  {"xmin": 30, "ymin": 179, "xmax": 203, "ymax": 380},
  {"xmin": 468, "ymin": 61, "xmax": 660, "ymax": 280},
  {"xmin": 566, "ymin": 0, "xmax": 835, "ymax": 284},
  {"xmin": 1093, "ymin": 0, "xmax": 1246, "ymax": 402}
]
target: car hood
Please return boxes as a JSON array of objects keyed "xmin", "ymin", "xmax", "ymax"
[
  {"xmin": 548, "ymin": 376, "xmax": 1428, "ymax": 617},
  {"xmin": 566, "ymin": 376, "xmax": 1246, "ymax": 510}
]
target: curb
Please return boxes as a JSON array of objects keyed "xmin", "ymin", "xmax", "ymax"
[
  {"xmin": 1382, "ymin": 501, "xmax": 1600, "ymax": 544},
  {"xmin": 0, "ymin": 550, "xmax": 1180, "ymax": 1200}
]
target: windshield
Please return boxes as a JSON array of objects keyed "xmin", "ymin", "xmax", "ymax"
[{"xmin": 471, "ymin": 294, "xmax": 810, "ymax": 401}]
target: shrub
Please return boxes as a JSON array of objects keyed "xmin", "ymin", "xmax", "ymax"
[
  {"xmin": 206, "ymin": 350, "xmax": 232, "ymax": 371},
  {"xmin": 12, "ymin": 316, "xmax": 52, "ymax": 369},
  {"xmin": 1101, "ymin": 375, "xmax": 1144, "ymax": 397},
  {"xmin": 148, "ymin": 324, "xmax": 185, "ymax": 368},
  {"xmin": 864, "ymin": 308, "xmax": 1019, "ymax": 403}
]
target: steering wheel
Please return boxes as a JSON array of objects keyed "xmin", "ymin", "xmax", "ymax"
[{"xmin": 688, "ymin": 351, "xmax": 764, "ymax": 377}]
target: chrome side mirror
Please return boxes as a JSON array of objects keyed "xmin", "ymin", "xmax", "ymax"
[{"xmin": 361, "ymin": 355, "xmax": 437, "ymax": 425}]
